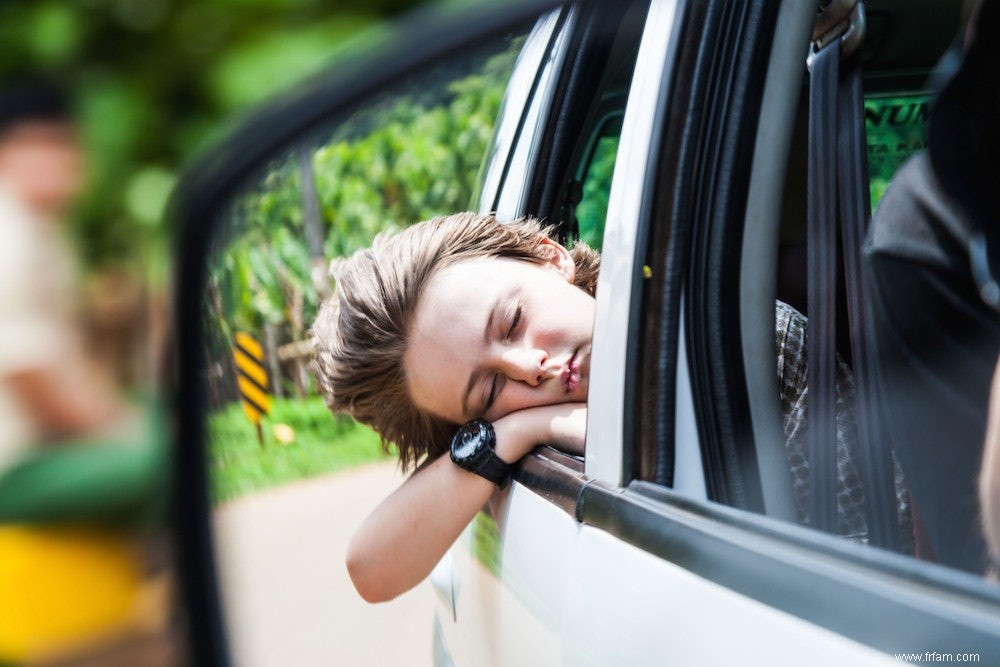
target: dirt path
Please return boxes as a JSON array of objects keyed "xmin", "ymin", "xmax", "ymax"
[{"xmin": 212, "ymin": 461, "xmax": 436, "ymax": 667}]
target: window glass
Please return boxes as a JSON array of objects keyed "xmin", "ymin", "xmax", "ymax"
[
  {"xmin": 865, "ymin": 93, "xmax": 932, "ymax": 208},
  {"xmin": 555, "ymin": 2, "xmax": 645, "ymax": 252},
  {"xmin": 765, "ymin": 88, "xmax": 940, "ymax": 551},
  {"xmin": 575, "ymin": 118, "xmax": 622, "ymax": 249},
  {"xmin": 861, "ymin": 32, "xmax": 999, "ymax": 574}
]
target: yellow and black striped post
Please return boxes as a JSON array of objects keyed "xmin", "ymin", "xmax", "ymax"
[{"xmin": 233, "ymin": 332, "xmax": 271, "ymax": 446}]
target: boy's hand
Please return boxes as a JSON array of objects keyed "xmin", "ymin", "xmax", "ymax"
[{"xmin": 493, "ymin": 402, "xmax": 587, "ymax": 463}]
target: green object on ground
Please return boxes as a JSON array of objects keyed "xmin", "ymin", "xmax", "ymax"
[{"xmin": 0, "ymin": 403, "xmax": 169, "ymax": 527}]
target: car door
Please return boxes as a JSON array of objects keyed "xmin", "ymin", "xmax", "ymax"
[
  {"xmin": 569, "ymin": 0, "xmax": 1000, "ymax": 664},
  {"xmin": 437, "ymin": 0, "xmax": 1000, "ymax": 665}
]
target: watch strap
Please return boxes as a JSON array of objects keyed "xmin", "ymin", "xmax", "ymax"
[{"xmin": 475, "ymin": 451, "xmax": 511, "ymax": 489}]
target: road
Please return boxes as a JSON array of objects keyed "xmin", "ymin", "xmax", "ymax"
[{"xmin": 212, "ymin": 461, "xmax": 436, "ymax": 667}]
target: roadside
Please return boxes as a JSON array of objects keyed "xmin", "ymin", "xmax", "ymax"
[{"xmin": 212, "ymin": 460, "xmax": 435, "ymax": 667}]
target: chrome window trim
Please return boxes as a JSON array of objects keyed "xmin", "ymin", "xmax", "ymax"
[
  {"xmin": 494, "ymin": 6, "xmax": 577, "ymax": 220},
  {"xmin": 476, "ymin": 8, "xmax": 565, "ymax": 212},
  {"xmin": 586, "ymin": 0, "xmax": 682, "ymax": 485}
]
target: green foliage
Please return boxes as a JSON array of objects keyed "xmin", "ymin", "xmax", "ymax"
[
  {"xmin": 206, "ymin": 16, "xmax": 386, "ymax": 110},
  {"xmin": 1, "ymin": 0, "xmax": 431, "ymax": 274},
  {"xmin": 209, "ymin": 396, "xmax": 393, "ymax": 504},
  {"xmin": 215, "ymin": 170, "xmax": 317, "ymax": 333},
  {"xmin": 576, "ymin": 134, "xmax": 620, "ymax": 250},
  {"xmin": 207, "ymin": 37, "xmax": 520, "ymax": 357},
  {"xmin": 311, "ymin": 45, "xmax": 519, "ymax": 260}
]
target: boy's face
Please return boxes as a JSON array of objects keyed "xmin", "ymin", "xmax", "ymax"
[{"xmin": 404, "ymin": 241, "xmax": 595, "ymax": 425}]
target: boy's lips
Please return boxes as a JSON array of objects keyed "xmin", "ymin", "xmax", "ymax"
[{"xmin": 561, "ymin": 351, "xmax": 581, "ymax": 393}]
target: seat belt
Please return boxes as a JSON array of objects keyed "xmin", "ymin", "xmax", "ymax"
[
  {"xmin": 806, "ymin": 31, "xmax": 840, "ymax": 536},
  {"xmin": 808, "ymin": 0, "xmax": 902, "ymax": 550}
]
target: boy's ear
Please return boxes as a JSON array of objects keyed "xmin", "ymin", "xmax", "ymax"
[{"xmin": 536, "ymin": 235, "xmax": 576, "ymax": 283}]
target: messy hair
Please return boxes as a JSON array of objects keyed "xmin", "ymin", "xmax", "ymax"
[{"xmin": 310, "ymin": 212, "xmax": 600, "ymax": 470}]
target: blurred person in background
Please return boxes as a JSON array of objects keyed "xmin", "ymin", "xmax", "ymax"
[
  {"xmin": 0, "ymin": 78, "xmax": 134, "ymax": 467},
  {"xmin": 0, "ymin": 78, "xmax": 172, "ymax": 667}
]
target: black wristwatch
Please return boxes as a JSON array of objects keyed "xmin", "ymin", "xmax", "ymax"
[{"xmin": 450, "ymin": 418, "xmax": 511, "ymax": 488}]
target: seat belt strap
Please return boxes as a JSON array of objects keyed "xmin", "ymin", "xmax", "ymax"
[
  {"xmin": 807, "ymin": 38, "xmax": 840, "ymax": 535},
  {"xmin": 837, "ymin": 52, "xmax": 902, "ymax": 552},
  {"xmin": 808, "ymin": 0, "xmax": 902, "ymax": 548}
]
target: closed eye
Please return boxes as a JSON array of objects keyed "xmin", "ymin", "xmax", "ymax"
[
  {"xmin": 485, "ymin": 372, "xmax": 503, "ymax": 411},
  {"xmin": 485, "ymin": 375, "xmax": 498, "ymax": 411},
  {"xmin": 505, "ymin": 304, "xmax": 522, "ymax": 342}
]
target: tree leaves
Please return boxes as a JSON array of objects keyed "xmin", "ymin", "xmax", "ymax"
[{"xmin": 206, "ymin": 35, "xmax": 521, "ymax": 393}]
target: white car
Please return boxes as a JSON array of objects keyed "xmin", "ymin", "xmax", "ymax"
[{"xmin": 174, "ymin": 0, "xmax": 1000, "ymax": 665}]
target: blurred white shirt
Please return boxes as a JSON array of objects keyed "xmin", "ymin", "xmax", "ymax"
[{"xmin": 0, "ymin": 179, "xmax": 80, "ymax": 469}]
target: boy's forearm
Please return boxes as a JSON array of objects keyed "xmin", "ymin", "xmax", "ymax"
[
  {"xmin": 346, "ymin": 403, "xmax": 587, "ymax": 603},
  {"xmin": 347, "ymin": 452, "xmax": 498, "ymax": 603}
]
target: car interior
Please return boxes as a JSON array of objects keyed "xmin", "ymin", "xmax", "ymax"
[
  {"xmin": 511, "ymin": 0, "xmax": 980, "ymax": 571},
  {"xmin": 758, "ymin": 0, "xmax": 967, "ymax": 559}
]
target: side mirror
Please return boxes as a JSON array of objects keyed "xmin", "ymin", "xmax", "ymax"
[{"xmin": 169, "ymin": 1, "xmax": 567, "ymax": 663}]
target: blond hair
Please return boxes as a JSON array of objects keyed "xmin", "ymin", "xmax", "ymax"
[{"xmin": 310, "ymin": 212, "xmax": 600, "ymax": 469}]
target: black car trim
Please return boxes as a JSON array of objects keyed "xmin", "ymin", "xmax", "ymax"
[
  {"xmin": 578, "ymin": 480, "xmax": 1000, "ymax": 661},
  {"xmin": 513, "ymin": 445, "xmax": 587, "ymax": 517},
  {"xmin": 526, "ymin": 0, "xmax": 650, "ymax": 228},
  {"xmin": 631, "ymin": 0, "xmax": 704, "ymax": 487},
  {"xmin": 684, "ymin": 0, "xmax": 778, "ymax": 512}
]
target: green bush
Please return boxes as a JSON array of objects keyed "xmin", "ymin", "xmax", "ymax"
[
  {"xmin": 209, "ymin": 396, "xmax": 394, "ymax": 504},
  {"xmin": 207, "ymin": 39, "xmax": 520, "ymax": 343}
]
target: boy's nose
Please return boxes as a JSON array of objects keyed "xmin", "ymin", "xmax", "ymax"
[{"xmin": 499, "ymin": 347, "xmax": 560, "ymax": 385}]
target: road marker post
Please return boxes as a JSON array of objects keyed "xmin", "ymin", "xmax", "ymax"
[{"xmin": 233, "ymin": 332, "xmax": 271, "ymax": 446}]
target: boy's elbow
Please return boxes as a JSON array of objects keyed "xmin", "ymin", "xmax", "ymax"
[{"xmin": 346, "ymin": 549, "xmax": 399, "ymax": 604}]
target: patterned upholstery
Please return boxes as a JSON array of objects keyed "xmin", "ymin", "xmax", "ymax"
[{"xmin": 775, "ymin": 301, "xmax": 914, "ymax": 550}]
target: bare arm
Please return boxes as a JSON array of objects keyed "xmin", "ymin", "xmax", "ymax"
[
  {"xmin": 346, "ymin": 402, "xmax": 586, "ymax": 603},
  {"xmin": 980, "ymin": 358, "xmax": 1000, "ymax": 570}
]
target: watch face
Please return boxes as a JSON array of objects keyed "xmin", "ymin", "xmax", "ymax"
[
  {"xmin": 452, "ymin": 419, "xmax": 495, "ymax": 469},
  {"xmin": 451, "ymin": 419, "xmax": 505, "ymax": 485},
  {"xmin": 454, "ymin": 428, "xmax": 481, "ymax": 460}
]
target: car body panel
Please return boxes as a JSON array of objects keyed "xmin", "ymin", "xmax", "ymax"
[
  {"xmin": 561, "ymin": 526, "xmax": 897, "ymax": 667},
  {"xmin": 435, "ymin": 483, "xmax": 579, "ymax": 667}
]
